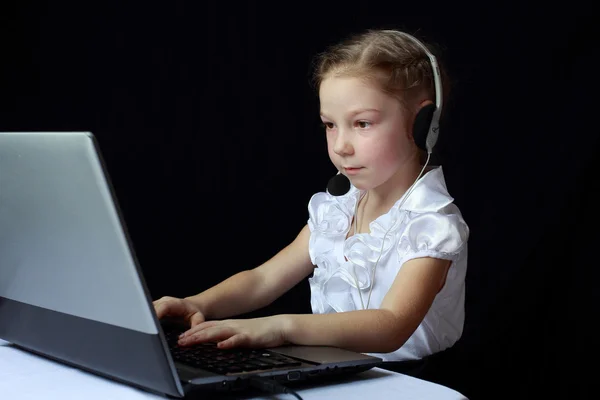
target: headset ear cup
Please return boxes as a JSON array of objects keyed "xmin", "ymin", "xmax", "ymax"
[{"xmin": 412, "ymin": 103, "xmax": 436, "ymax": 152}]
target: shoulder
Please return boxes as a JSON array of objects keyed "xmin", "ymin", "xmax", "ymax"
[
  {"xmin": 394, "ymin": 167, "xmax": 470, "ymax": 260},
  {"xmin": 398, "ymin": 209, "xmax": 469, "ymax": 261}
]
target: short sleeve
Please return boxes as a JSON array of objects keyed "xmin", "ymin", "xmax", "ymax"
[{"xmin": 396, "ymin": 211, "xmax": 469, "ymax": 263}]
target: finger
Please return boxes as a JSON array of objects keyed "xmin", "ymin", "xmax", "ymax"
[
  {"xmin": 153, "ymin": 297, "xmax": 180, "ymax": 318},
  {"xmin": 217, "ymin": 333, "xmax": 247, "ymax": 349},
  {"xmin": 152, "ymin": 296, "xmax": 167, "ymax": 306},
  {"xmin": 154, "ymin": 302, "xmax": 170, "ymax": 319},
  {"xmin": 156, "ymin": 302, "xmax": 181, "ymax": 319},
  {"xmin": 181, "ymin": 325, "xmax": 234, "ymax": 346},
  {"xmin": 180, "ymin": 320, "xmax": 219, "ymax": 339},
  {"xmin": 153, "ymin": 296, "xmax": 172, "ymax": 308}
]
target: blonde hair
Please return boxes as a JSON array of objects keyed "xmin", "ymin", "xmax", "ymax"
[{"xmin": 312, "ymin": 29, "xmax": 450, "ymax": 114}]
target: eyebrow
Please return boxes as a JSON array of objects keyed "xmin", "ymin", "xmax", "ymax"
[{"xmin": 320, "ymin": 108, "xmax": 381, "ymax": 118}]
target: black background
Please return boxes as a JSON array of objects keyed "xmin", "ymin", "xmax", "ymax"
[{"xmin": 1, "ymin": 1, "xmax": 597, "ymax": 399}]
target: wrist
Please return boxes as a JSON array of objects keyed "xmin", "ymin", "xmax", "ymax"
[
  {"xmin": 184, "ymin": 294, "xmax": 209, "ymax": 317},
  {"xmin": 278, "ymin": 314, "xmax": 298, "ymax": 345}
]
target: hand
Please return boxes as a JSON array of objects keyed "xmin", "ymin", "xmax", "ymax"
[
  {"xmin": 177, "ymin": 315, "xmax": 289, "ymax": 350},
  {"xmin": 152, "ymin": 296, "xmax": 205, "ymax": 327}
]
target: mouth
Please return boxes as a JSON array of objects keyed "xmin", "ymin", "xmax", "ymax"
[{"xmin": 343, "ymin": 167, "xmax": 363, "ymax": 175}]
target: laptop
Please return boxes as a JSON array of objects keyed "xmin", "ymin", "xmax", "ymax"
[{"xmin": 0, "ymin": 131, "xmax": 382, "ymax": 398}]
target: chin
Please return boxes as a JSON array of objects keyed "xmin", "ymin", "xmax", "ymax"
[{"xmin": 347, "ymin": 178, "xmax": 371, "ymax": 191}]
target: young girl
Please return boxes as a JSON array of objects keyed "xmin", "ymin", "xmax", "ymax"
[{"xmin": 154, "ymin": 29, "xmax": 469, "ymax": 364}]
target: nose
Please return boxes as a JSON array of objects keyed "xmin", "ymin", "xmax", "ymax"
[{"xmin": 333, "ymin": 129, "xmax": 354, "ymax": 156}]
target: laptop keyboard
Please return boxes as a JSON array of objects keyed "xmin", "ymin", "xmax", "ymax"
[{"xmin": 163, "ymin": 328, "xmax": 302, "ymax": 375}]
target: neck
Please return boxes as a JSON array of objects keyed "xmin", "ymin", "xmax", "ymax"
[{"xmin": 365, "ymin": 157, "xmax": 426, "ymax": 214}]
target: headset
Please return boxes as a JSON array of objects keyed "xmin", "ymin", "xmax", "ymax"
[{"xmin": 325, "ymin": 30, "xmax": 443, "ymax": 310}]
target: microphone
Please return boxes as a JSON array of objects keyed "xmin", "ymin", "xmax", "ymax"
[{"xmin": 327, "ymin": 172, "xmax": 351, "ymax": 196}]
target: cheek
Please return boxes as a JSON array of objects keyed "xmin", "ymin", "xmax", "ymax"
[
  {"xmin": 326, "ymin": 138, "xmax": 339, "ymax": 163},
  {"xmin": 364, "ymin": 140, "xmax": 402, "ymax": 169}
]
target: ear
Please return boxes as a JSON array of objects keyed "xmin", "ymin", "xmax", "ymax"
[
  {"xmin": 406, "ymin": 99, "xmax": 434, "ymax": 137},
  {"xmin": 418, "ymin": 99, "xmax": 434, "ymax": 109},
  {"xmin": 412, "ymin": 100, "xmax": 436, "ymax": 152}
]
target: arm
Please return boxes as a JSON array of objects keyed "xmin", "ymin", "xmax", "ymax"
[
  {"xmin": 281, "ymin": 257, "xmax": 451, "ymax": 353},
  {"xmin": 186, "ymin": 224, "xmax": 314, "ymax": 320}
]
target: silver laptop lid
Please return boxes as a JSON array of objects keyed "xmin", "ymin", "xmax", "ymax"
[
  {"xmin": 0, "ymin": 131, "xmax": 156, "ymax": 333},
  {"xmin": 0, "ymin": 132, "xmax": 183, "ymax": 397}
]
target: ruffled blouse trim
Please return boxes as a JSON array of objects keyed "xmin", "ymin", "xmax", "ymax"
[{"xmin": 307, "ymin": 167, "xmax": 469, "ymax": 314}]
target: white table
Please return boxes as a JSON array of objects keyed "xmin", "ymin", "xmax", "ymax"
[{"xmin": 0, "ymin": 340, "xmax": 468, "ymax": 399}]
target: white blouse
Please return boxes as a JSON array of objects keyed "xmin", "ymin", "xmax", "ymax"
[{"xmin": 306, "ymin": 166, "xmax": 470, "ymax": 361}]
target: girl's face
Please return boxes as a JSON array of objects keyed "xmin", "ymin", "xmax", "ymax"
[{"xmin": 319, "ymin": 75, "xmax": 418, "ymax": 192}]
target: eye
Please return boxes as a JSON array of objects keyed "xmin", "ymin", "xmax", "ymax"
[
  {"xmin": 356, "ymin": 120, "xmax": 371, "ymax": 129},
  {"xmin": 321, "ymin": 122, "xmax": 335, "ymax": 130}
]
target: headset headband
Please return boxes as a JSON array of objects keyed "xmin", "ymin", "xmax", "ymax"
[{"xmin": 384, "ymin": 30, "xmax": 443, "ymax": 152}]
